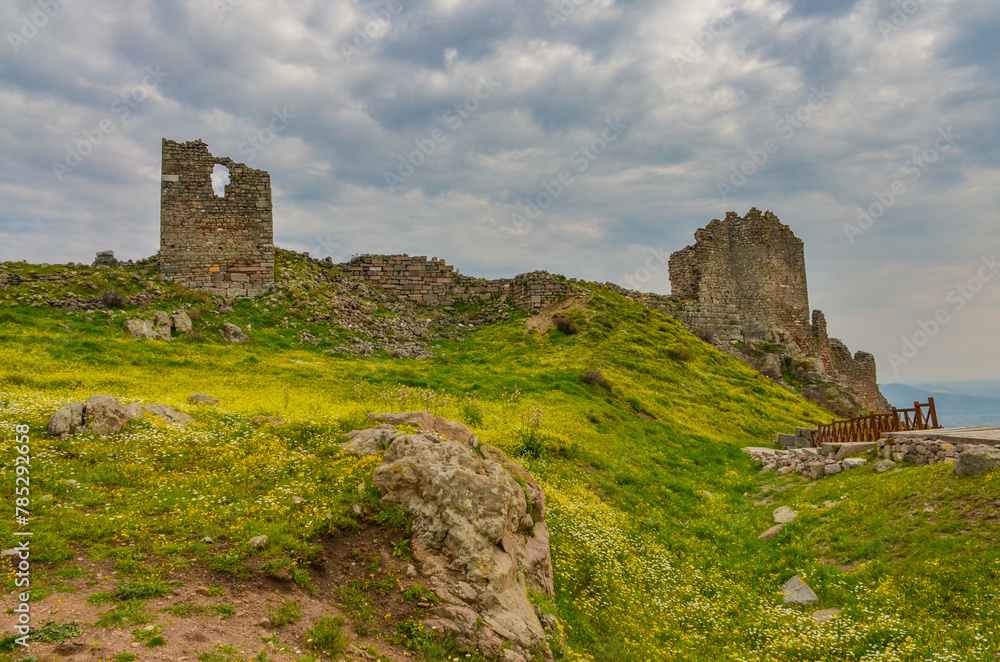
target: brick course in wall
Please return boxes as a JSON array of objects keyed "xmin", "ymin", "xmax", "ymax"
[
  {"xmin": 159, "ymin": 139, "xmax": 274, "ymax": 298},
  {"xmin": 342, "ymin": 255, "xmax": 576, "ymax": 312}
]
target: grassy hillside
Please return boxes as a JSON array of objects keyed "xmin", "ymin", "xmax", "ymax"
[{"xmin": 0, "ymin": 253, "xmax": 998, "ymax": 661}]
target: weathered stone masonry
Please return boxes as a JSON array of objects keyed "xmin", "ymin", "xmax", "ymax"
[
  {"xmin": 667, "ymin": 209, "xmax": 811, "ymax": 346},
  {"xmin": 342, "ymin": 254, "xmax": 575, "ymax": 312},
  {"xmin": 159, "ymin": 139, "xmax": 274, "ymax": 298},
  {"xmin": 626, "ymin": 209, "xmax": 889, "ymax": 413}
]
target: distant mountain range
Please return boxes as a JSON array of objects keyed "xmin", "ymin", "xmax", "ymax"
[{"xmin": 880, "ymin": 379, "xmax": 1000, "ymax": 428}]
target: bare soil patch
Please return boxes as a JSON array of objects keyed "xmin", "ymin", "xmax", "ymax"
[{"xmin": 0, "ymin": 524, "xmax": 432, "ymax": 661}]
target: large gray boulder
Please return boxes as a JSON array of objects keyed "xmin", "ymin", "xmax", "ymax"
[
  {"xmin": 954, "ymin": 446, "xmax": 1000, "ymax": 476},
  {"xmin": 220, "ymin": 322, "xmax": 249, "ymax": 344},
  {"xmin": 153, "ymin": 311, "xmax": 172, "ymax": 340},
  {"xmin": 171, "ymin": 311, "xmax": 193, "ymax": 333},
  {"xmin": 373, "ymin": 425, "xmax": 555, "ymax": 661},
  {"xmin": 46, "ymin": 401, "xmax": 85, "ymax": 439},
  {"xmin": 123, "ymin": 402, "xmax": 144, "ymax": 421},
  {"xmin": 84, "ymin": 394, "xmax": 129, "ymax": 436},
  {"xmin": 123, "ymin": 318, "xmax": 160, "ymax": 340}
]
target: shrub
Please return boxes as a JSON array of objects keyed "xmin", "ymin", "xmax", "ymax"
[
  {"xmin": 113, "ymin": 578, "xmax": 170, "ymax": 601},
  {"xmin": 100, "ymin": 289, "xmax": 126, "ymax": 309},
  {"xmin": 514, "ymin": 407, "xmax": 546, "ymax": 459},
  {"xmin": 668, "ymin": 344, "xmax": 695, "ymax": 362},
  {"xmin": 268, "ymin": 600, "xmax": 302, "ymax": 627},
  {"xmin": 306, "ymin": 616, "xmax": 347, "ymax": 657},
  {"xmin": 31, "ymin": 620, "xmax": 82, "ymax": 644},
  {"xmin": 402, "ymin": 584, "xmax": 439, "ymax": 603},
  {"xmin": 460, "ymin": 398, "xmax": 484, "ymax": 428},
  {"xmin": 581, "ymin": 368, "xmax": 612, "ymax": 390},
  {"xmin": 552, "ymin": 316, "xmax": 577, "ymax": 335}
]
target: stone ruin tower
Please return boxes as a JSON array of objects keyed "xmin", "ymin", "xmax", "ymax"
[
  {"xmin": 666, "ymin": 208, "xmax": 889, "ymax": 413},
  {"xmin": 159, "ymin": 139, "xmax": 274, "ymax": 298},
  {"xmin": 668, "ymin": 209, "xmax": 811, "ymax": 347}
]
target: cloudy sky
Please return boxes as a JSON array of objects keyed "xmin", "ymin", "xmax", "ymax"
[{"xmin": 1, "ymin": 0, "xmax": 997, "ymax": 384}]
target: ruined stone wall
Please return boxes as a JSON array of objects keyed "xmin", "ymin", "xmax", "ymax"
[
  {"xmin": 828, "ymin": 341, "xmax": 891, "ymax": 412},
  {"xmin": 659, "ymin": 208, "xmax": 889, "ymax": 413},
  {"xmin": 159, "ymin": 139, "xmax": 274, "ymax": 298},
  {"xmin": 342, "ymin": 255, "xmax": 576, "ymax": 311},
  {"xmin": 667, "ymin": 208, "xmax": 811, "ymax": 346}
]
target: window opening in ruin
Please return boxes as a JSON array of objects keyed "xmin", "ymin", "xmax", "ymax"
[{"xmin": 211, "ymin": 164, "xmax": 230, "ymax": 197}]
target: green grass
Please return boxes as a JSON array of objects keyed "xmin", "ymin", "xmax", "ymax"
[
  {"xmin": 0, "ymin": 252, "xmax": 997, "ymax": 660},
  {"xmin": 305, "ymin": 616, "xmax": 347, "ymax": 657},
  {"xmin": 267, "ymin": 599, "xmax": 302, "ymax": 627}
]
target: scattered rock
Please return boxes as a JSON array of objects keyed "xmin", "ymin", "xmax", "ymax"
[
  {"xmin": 171, "ymin": 310, "xmax": 193, "ymax": 333},
  {"xmin": 758, "ymin": 524, "xmax": 783, "ymax": 540},
  {"xmin": 188, "ymin": 393, "xmax": 220, "ymax": 405},
  {"xmin": 773, "ymin": 506, "xmax": 797, "ymax": 524},
  {"xmin": 46, "ymin": 401, "xmax": 85, "ymax": 439},
  {"xmin": 84, "ymin": 394, "xmax": 129, "ymax": 437},
  {"xmin": 201, "ymin": 537, "xmax": 214, "ymax": 544},
  {"xmin": 341, "ymin": 425, "xmax": 402, "ymax": 456},
  {"xmin": 258, "ymin": 618, "xmax": 272, "ymax": 628},
  {"xmin": 153, "ymin": 311, "xmax": 172, "ymax": 339},
  {"xmin": 41, "ymin": 494, "xmax": 53, "ymax": 501},
  {"xmin": 194, "ymin": 586, "xmax": 211, "ymax": 596},
  {"xmin": 251, "ymin": 416, "xmax": 283, "ymax": 427},
  {"xmin": 220, "ymin": 322, "xmax": 249, "ymax": 344},
  {"xmin": 248, "ymin": 534, "xmax": 268, "ymax": 548},
  {"xmin": 812, "ymin": 608, "xmax": 841, "ymax": 622},
  {"xmin": 954, "ymin": 446, "xmax": 1000, "ymax": 476},
  {"xmin": 372, "ymin": 419, "xmax": 555, "ymax": 661},
  {"xmin": 842, "ymin": 458, "xmax": 867, "ymax": 469},
  {"xmin": 781, "ymin": 575, "xmax": 819, "ymax": 606},
  {"xmin": 824, "ymin": 462, "xmax": 843, "ymax": 476},
  {"xmin": 873, "ymin": 459, "xmax": 896, "ymax": 473},
  {"xmin": 144, "ymin": 403, "xmax": 196, "ymax": 426}
]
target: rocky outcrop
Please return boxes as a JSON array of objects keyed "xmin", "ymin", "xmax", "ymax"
[
  {"xmin": 84, "ymin": 394, "xmax": 129, "ymax": 436},
  {"xmin": 123, "ymin": 310, "xmax": 196, "ymax": 341},
  {"xmin": 954, "ymin": 446, "xmax": 1000, "ymax": 476},
  {"xmin": 369, "ymin": 415, "xmax": 556, "ymax": 661},
  {"xmin": 47, "ymin": 395, "xmax": 129, "ymax": 438},
  {"xmin": 220, "ymin": 322, "xmax": 249, "ymax": 344},
  {"xmin": 143, "ymin": 403, "xmax": 196, "ymax": 426},
  {"xmin": 46, "ymin": 401, "xmax": 85, "ymax": 439},
  {"xmin": 47, "ymin": 397, "xmax": 197, "ymax": 437}
]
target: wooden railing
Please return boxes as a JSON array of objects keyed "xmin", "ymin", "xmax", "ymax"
[{"xmin": 814, "ymin": 398, "xmax": 940, "ymax": 446}]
